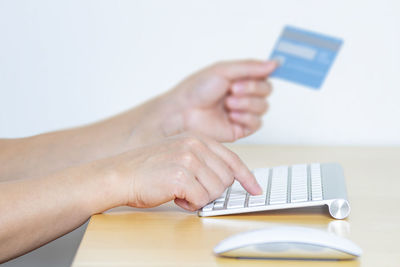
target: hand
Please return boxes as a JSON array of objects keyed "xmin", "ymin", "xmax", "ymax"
[
  {"xmin": 124, "ymin": 59, "xmax": 278, "ymax": 149},
  {"xmin": 100, "ymin": 133, "xmax": 262, "ymax": 211},
  {"xmin": 164, "ymin": 60, "xmax": 278, "ymax": 142}
]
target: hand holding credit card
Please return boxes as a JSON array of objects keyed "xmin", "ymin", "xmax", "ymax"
[{"xmin": 269, "ymin": 26, "xmax": 343, "ymax": 89}]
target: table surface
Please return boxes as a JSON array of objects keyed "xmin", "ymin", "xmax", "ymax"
[{"xmin": 72, "ymin": 145, "xmax": 400, "ymax": 267}]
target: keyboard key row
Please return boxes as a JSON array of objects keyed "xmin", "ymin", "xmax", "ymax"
[
  {"xmin": 311, "ymin": 163, "xmax": 323, "ymax": 200},
  {"xmin": 202, "ymin": 163, "xmax": 323, "ymax": 211},
  {"xmin": 291, "ymin": 164, "xmax": 308, "ymax": 202},
  {"xmin": 269, "ymin": 166, "xmax": 288, "ymax": 204}
]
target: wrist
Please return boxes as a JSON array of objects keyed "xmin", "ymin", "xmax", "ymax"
[
  {"xmin": 72, "ymin": 161, "xmax": 127, "ymax": 215},
  {"xmin": 123, "ymin": 91, "xmax": 187, "ymax": 148}
]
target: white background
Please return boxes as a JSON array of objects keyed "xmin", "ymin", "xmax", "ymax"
[{"xmin": 1, "ymin": 0, "xmax": 399, "ymax": 145}]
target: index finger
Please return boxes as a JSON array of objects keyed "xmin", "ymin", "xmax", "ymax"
[{"xmin": 199, "ymin": 136, "xmax": 262, "ymax": 195}]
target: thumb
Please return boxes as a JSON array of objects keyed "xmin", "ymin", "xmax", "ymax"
[{"xmin": 212, "ymin": 60, "xmax": 278, "ymax": 81}]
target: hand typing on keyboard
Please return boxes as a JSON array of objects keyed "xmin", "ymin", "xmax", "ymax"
[{"xmin": 99, "ymin": 133, "xmax": 262, "ymax": 211}]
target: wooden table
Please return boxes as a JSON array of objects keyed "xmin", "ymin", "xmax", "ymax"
[{"xmin": 72, "ymin": 145, "xmax": 400, "ymax": 267}]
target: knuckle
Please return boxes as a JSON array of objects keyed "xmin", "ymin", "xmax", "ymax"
[
  {"xmin": 173, "ymin": 166, "xmax": 187, "ymax": 185},
  {"xmin": 182, "ymin": 136, "xmax": 202, "ymax": 148},
  {"xmin": 179, "ymin": 151, "xmax": 197, "ymax": 166}
]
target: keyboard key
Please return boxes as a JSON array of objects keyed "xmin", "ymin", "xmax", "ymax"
[
  {"xmin": 213, "ymin": 201, "xmax": 225, "ymax": 210},
  {"xmin": 230, "ymin": 180, "xmax": 247, "ymax": 196},
  {"xmin": 291, "ymin": 194, "xmax": 308, "ymax": 202},
  {"xmin": 292, "ymin": 164, "xmax": 307, "ymax": 175},
  {"xmin": 248, "ymin": 195, "xmax": 266, "ymax": 207},
  {"xmin": 214, "ymin": 196, "xmax": 226, "ymax": 202},
  {"xmin": 269, "ymin": 197, "xmax": 287, "ymax": 205},
  {"xmin": 311, "ymin": 163, "xmax": 321, "ymax": 175},
  {"xmin": 312, "ymin": 188, "xmax": 323, "ymax": 200},
  {"xmin": 202, "ymin": 203, "xmax": 214, "ymax": 212},
  {"xmin": 228, "ymin": 193, "xmax": 246, "ymax": 200},
  {"xmin": 312, "ymin": 195, "xmax": 323, "ymax": 201},
  {"xmin": 227, "ymin": 198, "xmax": 245, "ymax": 209}
]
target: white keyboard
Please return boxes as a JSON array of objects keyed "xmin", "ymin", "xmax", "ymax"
[{"xmin": 198, "ymin": 163, "xmax": 350, "ymax": 219}]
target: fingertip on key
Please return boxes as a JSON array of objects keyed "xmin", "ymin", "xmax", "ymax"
[{"xmin": 252, "ymin": 183, "xmax": 263, "ymax": 196}]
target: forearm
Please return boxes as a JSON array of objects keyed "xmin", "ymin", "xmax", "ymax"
[
  {"xmin": 0, "ymin": 92, "xmax": 183, "ymax": 181},
  {"xmin": 0, "ymin": 162, "xmax": 123, "ymax": 263},
  {"xmin": 0, "ymin": 125, "xmax": 121, "ymax": 181}
]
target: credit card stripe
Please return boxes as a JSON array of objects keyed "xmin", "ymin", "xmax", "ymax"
[
  {"xmin": 276, "ymin": 41, "xmax": 316, "ymax": 60},
  {"xmin": 282, "ymin": 28, "xmax": 342, "ymax": 51}
]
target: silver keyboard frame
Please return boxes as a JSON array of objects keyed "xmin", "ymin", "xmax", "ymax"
[{"xmin": 198, "ymin": 163, "xmax": 350, "ymax": 219}]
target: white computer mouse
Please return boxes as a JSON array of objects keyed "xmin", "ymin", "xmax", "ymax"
[{"xmin": 214, "ymin": 226, "xmax": 362, "ymax": 260}]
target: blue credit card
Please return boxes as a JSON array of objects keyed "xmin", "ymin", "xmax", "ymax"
[{"xmin": 269, "ymin": 26, "xmax": 343, "ymax": 89}]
